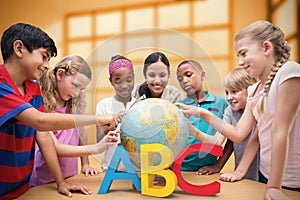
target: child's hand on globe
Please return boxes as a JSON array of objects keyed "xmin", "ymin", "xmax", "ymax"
[
  {"xmin": 93, "ymin": 131, "xmax": 120, "ymax": 153},
  {"xmin": 175, "ymin": 103, "xmax": 201, "ymax": 118},
  {"xmin": 107, "ymin": 130, "xmax": 120, "ymax": 143}
]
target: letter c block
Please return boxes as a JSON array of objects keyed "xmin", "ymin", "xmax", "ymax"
[{"xmin": 172, "ymin": 143, "xmax": 223, "ymax": 196}]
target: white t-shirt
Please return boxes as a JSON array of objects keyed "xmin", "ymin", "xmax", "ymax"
[
  {"xmin": 247, "ymin": 61, "xmax": 300, "ymax": 188},
  {"xmin": 96, "ymin": 96, "xmax": 136, "ymax": 171}
]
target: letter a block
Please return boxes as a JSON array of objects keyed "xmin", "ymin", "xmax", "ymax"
[{"xmin": 98, "ymin": 146, "xmax": 141, "ymax": 194}]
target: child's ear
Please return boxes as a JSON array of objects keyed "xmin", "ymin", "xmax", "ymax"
[
  {"xmin": 13, "ymin": 40, "xmax": 24, "ymax": 58},
  {"xmin": 55, "ymin": 69, "xmax": 65, "ymax": 80},
  {"xmin": 263, "ymin": 40, "xmax": 273, "ymax": 55},
  {"xmin": 201, "ymin": 71, "xmax": 206, "ymax": 81}
]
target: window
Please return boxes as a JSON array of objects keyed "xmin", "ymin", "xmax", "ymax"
[
  {"xmin": 64, "ymin": 0, "xmax": 231, "ymax": 114},
  {"xmin": 268, "ymin": 0, "xmax": 299, "ymax": 62}
]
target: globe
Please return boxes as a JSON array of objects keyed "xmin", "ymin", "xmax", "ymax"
[{"xmin": 120, "ymin": 98, "xmax": 189, "ymax": 169}]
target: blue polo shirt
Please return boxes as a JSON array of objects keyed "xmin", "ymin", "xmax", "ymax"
[{"xmin": 179, "ymin": 91, "xmax": 228, "ymax": 171}]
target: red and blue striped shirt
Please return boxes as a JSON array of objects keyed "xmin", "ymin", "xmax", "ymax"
[{"xmin": 0, "ymin": 64, "xmax": 44, "ymax": 200}]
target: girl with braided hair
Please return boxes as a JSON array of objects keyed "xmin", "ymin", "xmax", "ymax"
[{"xmin": 176, "ymin": 20, "xmax": 300, "ymax": 199}]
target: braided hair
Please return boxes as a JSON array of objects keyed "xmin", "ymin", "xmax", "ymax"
[{"xmin": 234, "ymin": 20, "xmax": 291, "ymax": 116}]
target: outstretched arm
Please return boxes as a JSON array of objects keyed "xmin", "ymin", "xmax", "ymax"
[
  {"xmin": 48, "ymin": 130, "xmax": 119, "ymax": 157},
  {"xmin": 16, "ymin": 109, "xmax": 118, "ymax": 132},
  {"xmin": 176, "ymin": 103, "xmax": 256, "ymax": 143},
  {"xmin": 188, "ymin": 122, "xmax": 225, "ymax": 146}
]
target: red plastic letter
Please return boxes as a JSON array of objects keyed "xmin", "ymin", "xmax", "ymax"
[{"xmin": 172, "ymin": 143, "xmax": 223, "ymax": 196}]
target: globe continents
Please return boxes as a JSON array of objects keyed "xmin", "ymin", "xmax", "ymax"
[{"xmin": 120, "ymin": 98, "xmax": 189, "ymax": 168}]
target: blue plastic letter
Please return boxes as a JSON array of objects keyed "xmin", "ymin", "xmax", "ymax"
[{"xmin": 98, "ymin": 146, "xmax": 141, "ymax": 194}]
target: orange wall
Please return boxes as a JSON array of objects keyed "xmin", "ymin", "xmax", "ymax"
[
  {"xmin": 1, "ymin": 0, "xmax": 267, "ymax": 64},
  {"xmin": 232, "ymin": 0, "xmax": 267, "ymax": 65},
  {"xmin": 0, "ymin": 0, "xmax": 166, "ymax": 63}
]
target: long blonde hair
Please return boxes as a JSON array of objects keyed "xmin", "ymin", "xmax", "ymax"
[
  {"xmin": 39, "ymin": 55, "xmax": 92, "ymax": 114},
  {"xmin": 234, "ymin": 20, "xmax": 291, "ymax": 116}
]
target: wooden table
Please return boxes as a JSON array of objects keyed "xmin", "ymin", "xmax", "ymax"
[{"xmin": 18, "ymin": 172, "xmax": 299, "ymax": 199}]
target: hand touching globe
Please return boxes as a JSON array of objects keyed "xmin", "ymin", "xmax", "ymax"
[{"xmin": 120, "ymin": 98, "xmax": 189, "ymax": 169}]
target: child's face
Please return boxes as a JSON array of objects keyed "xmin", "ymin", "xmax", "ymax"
[
  {"xmin": 177, "ymin": 63, "xmax": 204, "ymax": 96},
  {"xmin": 235, "ymin": 37, "xmax": 267, "ymax": 79},
  {"xmin": 110, "ymin": 68, "xmax": 134, "ymax": 100},
  {"xmin": 22, "ymin": 47, "xmax": 51, "ymax": 80},
  {"xmin": 56, "ymin": 71, "xmax": 90, "ymax": 103},
  {"xmin": 225, "ymin": 88, "xmax": 247, "ymax": 111},
  {"xmin": 145, "ymin": 61, "xmax": 169, "ymax": 98}
]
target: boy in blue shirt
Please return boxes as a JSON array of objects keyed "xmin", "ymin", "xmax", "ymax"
[{"xmin": 176, "ymin": 60, "xmax": 228, "ymax": 171}]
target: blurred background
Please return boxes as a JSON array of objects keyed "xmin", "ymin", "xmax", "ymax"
[{"xmin": 0, "ymin": 0, "xmax": 299, "ymax": 151}]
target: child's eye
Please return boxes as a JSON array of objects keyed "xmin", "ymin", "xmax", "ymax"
[
  {"xmin": 114, "ymin": 80, "xmax": 120, "ymax": 84},
  {"xmin": 72, "ymin": 82, "xmax": 81, "ymax": 89},
  {"xmin": 239, "ymin": 50, "xmax": 246, "ymax": 57},
  {"xmin": 126, "ymin": 78, "xmax": 133, "ymax": 83},
  {"xmin": 186, "ymin": 72, "xmax": 192, "ymax": 77},
  {"xmin": 42, "ymin": 54, "xmax": 47, "ymax": 61},
  {"xmin": 41, "ymin": 52, "xmax": 50, "ymax": 61}
]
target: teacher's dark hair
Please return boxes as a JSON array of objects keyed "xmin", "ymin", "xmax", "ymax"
[
  {"xmin": 143, "ymin": 52, "xmax": 170, "ymax": 77},
  {"xmin": 139, "ymin": 52, "xmax": 170, "ymax": 98}
]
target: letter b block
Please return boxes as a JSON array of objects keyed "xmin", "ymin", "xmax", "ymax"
[{"xmin": 140, "ymin": 144, "xmax": 177, "ymax": 197}]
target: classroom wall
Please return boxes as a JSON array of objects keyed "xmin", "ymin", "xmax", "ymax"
[
  {"xmin": 0, "ymin": 0, "xmax": 266, "ymax": 65},
  {"xmin": 0, "ymin": 0, "xmax": 166, "ymax": 64}
]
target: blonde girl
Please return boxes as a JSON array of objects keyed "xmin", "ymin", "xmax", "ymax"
[
  {"xmin": 177, "ymin": 20, "xmax": 300, "ymax": 199},
  {"xmin": 31, "ymin": 55, "xmax": 102, "ymax": 186}
]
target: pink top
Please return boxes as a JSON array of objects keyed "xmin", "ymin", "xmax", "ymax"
[
  {"xmin": 30, "ymin": 104, "xmax": 79, "ymax": 187},
  {"xmin": 247, "ymin": 61, "xmax": 300, "ymax": 188}
]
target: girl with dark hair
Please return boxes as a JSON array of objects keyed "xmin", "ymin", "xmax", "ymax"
[{"xmin": 96, "ymin": 55, "xmax": 135, "ymax": 171}]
